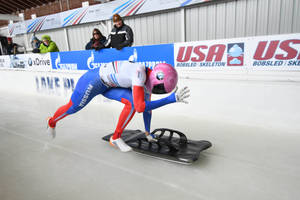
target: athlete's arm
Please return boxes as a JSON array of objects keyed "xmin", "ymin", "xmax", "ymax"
[{"xmin": 132, "ymin": 66, "xmax": 147, "ymax": 113}]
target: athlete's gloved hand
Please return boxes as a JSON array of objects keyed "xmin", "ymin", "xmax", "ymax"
[{"xmin": 175, "ymin": 86, "xmax": 190, "ymax": 104}]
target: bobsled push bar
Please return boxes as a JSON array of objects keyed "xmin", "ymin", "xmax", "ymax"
[{"xmin": 102, "ymin": 128, "xmax": 212, "ymax": 164}]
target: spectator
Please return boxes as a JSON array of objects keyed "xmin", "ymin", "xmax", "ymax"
[
  {"xmin": 85, "ymin": 28, "xmax": 107, "ymax": 50},
  {"xmin": 105, "ymin": 14, "xmax": 133, "ymax": 50},
  {"xmin": 31, "ymin": 35, "xmax": 41, "ymax": 53},
  {"xmin": 7, "ymin": 37, "xmax": 19, "ymax": 55},
  {"xmin": 0, "ymin": 36, "xmax": 7, "ymax": 55},
  {"xmin": 39, "ymin": 35, "xmax": 59, "ymax": 53}
]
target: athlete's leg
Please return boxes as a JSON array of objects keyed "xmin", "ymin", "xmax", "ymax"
[
  {"xmin": 48, "ymin": 99, "xmax": 73, "ymax": 128},
  {"xmin": 103, "ymin": 88, "xmax": 136, "ymax": 139},
  {"xmin": 48, "ymin": 69, "xmax": 108, "ymax": 128}
]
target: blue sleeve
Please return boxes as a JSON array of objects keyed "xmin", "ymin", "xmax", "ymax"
[
  {"xmin": 143, "ymin": 92, "xmax": 152, "ymax": 132},
  {"xmin": 144, "ymin": 93, "xmax": 177, "ymax": 112}
]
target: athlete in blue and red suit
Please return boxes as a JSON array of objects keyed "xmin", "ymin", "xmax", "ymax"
[{"xmin": 47, "ymin": 61, "xmax": 190, "ymax": 152}]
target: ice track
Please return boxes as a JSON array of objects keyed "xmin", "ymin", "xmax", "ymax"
[{"xmin": 1, "ymin": 92, "xmax": 300, "ymax": 200}]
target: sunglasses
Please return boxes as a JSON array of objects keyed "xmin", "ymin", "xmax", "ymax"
[{"xmin": 93, "ymin": 32, "xmax": 100, "ymax": 35}]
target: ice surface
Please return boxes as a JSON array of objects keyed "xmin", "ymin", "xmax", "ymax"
[{"xmin": 0, "ymin": 92, "xmax": 300, "ymax": 200}]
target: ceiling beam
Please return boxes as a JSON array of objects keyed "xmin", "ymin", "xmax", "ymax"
[
  {"xmin": 0, "ymin": 7, "xmax": 10, "ymax": 14},
  {"xmin": 4, "ymin": 1, "xmax": 28, "ymax": 10},
  {"xmin": 33, "ymin": 0, "xmax": 46, "ymax": 6},
  {"xmin": 15, "ymin": 0, "xmax": 36, "ymax": 8},
  {"xmin": 0, "ymin": 2, "xmax": 16, "ymax": 13}
]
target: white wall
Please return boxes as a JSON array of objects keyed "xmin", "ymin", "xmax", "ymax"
[
  {"xmin": 125, "ymin": 9, "xmax": 182, "ymax": 46},
  {"xmin": 185, "ymin": 0, "xmax": 300, "ymax": 41},
  {"xmin": 0, "ymin": 27, "xmax": 8, "ymax": 36}
]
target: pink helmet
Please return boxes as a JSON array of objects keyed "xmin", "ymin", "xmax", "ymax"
[{"xmin": 146, "ymin": 63, "xmax": 178, "ymax": 94}]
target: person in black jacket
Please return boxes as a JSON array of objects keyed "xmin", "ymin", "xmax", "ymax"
[
  {"xmin": 85, "ymin": 28, "xmax": 107, "ymax": 50},
  {"xmin": 105, "ymin": 14, "xmax": 133, "ymax": 50},
  {"xmin": 7, "ymin": 37, "xmax": 19, "ymax": 55}
]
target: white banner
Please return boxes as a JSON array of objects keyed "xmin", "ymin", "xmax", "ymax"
[
  {"xmin": 26, "ymin": 53, "xmax": 52, "ymax": 71},
  {"xmin": 26, "ymin": 13, "xmax": 62, "ymax": 33},
  {"xmin": 174, "ymin": 33, "xmax": 300, "ymax": 69},
  {"xmin": 8, "ymin": 22, "xmax": 26, "ymax": 36},
  {"xmin": 9, "ymin": 0, "xmax": 211, "ymax": 35},
  {"xmin": 8, "ymin": 54, "xmax": 29, "ymax": 69},
  {"xmin": 0, "ymin": 53, "xmax": 52, "ymax": 70}
]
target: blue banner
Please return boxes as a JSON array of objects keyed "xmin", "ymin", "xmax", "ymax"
[{"xmin": 50, "ymin": 44, "xmax": 174, "ymax": 70}]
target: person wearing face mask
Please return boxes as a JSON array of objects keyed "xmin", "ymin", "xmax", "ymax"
[
  {"xmin": 105, "ymin": 14, "xmax": 134, "ymax": 50},
  {"xmin": 85, "ymin": 28, "xmax": 107, "ymax": 51},
  {"xmin": 39, "ymin": 35, "xmax": 59, "ymax": 53}
]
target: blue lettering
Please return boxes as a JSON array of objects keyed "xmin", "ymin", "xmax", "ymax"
[
  {"xmin": 41, "ymin": 77, "xmax": 46, "ymax": 89},
  {"xmin": 47, "ymin": 77, "xmax": 53, "ymax": 89},
  {"xmin": 55, "ymin": 77, "xmax": 60, "ymax": 88},
  {"xmin": 35, "ymin": 77, "xmax": 40, "ymax": 91}
]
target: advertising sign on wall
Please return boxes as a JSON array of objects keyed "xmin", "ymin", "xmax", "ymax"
[
  {"xmin": 26, "ymin": 13, "xmax": 62, "ymax": 33},
  {"xmin": 249, "ymin": 34, "xmax": 300, "ymax": 67},
  {"xmin": 8, "ymin": 0, "xmax": 211, "ymax": 36},
  {"xmin": 50, "ymin": 43, "xmax": 174, "ymax": 71},
  {"xmin": 1, "ymin": 33, "xmax": 299, "ymax": 71},
  {"xmin": 0, "ymin": 53, "xmax": 52, "ymax": 70},
  {"xmin": 9, "ymin": 54, "xmax": 29, "ymax": 69},
  {"xmin": 174, "ymin": 33, "xmax": 300, "ymax": 68},
  {"xmin": 8, "ymin": 21, "xmax": 26, "ymax": 36},
  {"xmin": 26, "ymin": 53, "xmax": 52, "ymax": 70}
]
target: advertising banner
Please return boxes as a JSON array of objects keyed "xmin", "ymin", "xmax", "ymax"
[
  {"xmin": 8, "ymin": 22, "xmax": 26, "ymax": 36},
  {"xmin": 9, "ymin": 0, "xmax": 211, "ymax": 35},
  {"xmin": 8, "ymin": 54, "xmax": 29, "ymax": 69},
  {"xmin": 1, "ymin": 53, "xmax": 52, "ymax": 70},
  {"xmin": 50, "ymin": 43, "xmax": 174, "ymax": 70},
  {"xmin": 174, "ymin": 33, "xmax": 300, "ymax": 68},
  {"xmin": 2, "ymin": 33, "xmax": 299, "ymax": 71},
  {"xmin": 61, "ymin": 7, "xmax": 90, "ymax": 27},
  {"xmin": 26, "ymin": 13, "xmax": 61, "ymax": 33},
  {"xmin": 249, "ymin": 34, "xmax": 300, "ymax": 68},
  {"xmin": 26, "ymin": 53, "xmax": 52, "ymax": 70}
]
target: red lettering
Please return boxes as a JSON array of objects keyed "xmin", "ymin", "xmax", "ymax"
[
  {"xmin": 177, "ymin": 46, "xmax": 193, "ymax": 62},
  {"xmin": 253, "ymin": 41, "xmax": 280, "ymax": 60},
  {"xmin": 191, "ymin": 45, "xmax": 207, "ymax": 62},
  {"xmin": 206, "ymin": 44, "xmax": 226, "ymax": 62},
  {"xmin": 275, "ymin": 39, "xmax": 300, "ymax": 60}
]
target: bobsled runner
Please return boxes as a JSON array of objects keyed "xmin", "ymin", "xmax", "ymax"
[{"xmin": 102, "ymin": 128, "xmax": 212, "ymax": 164}]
